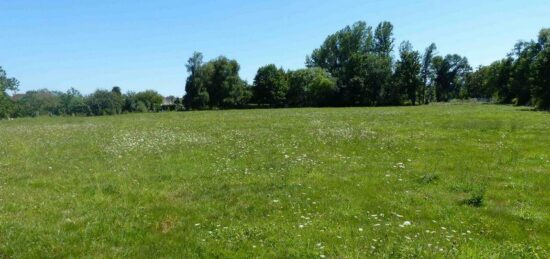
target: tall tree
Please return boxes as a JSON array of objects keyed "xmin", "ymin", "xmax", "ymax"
[
  {"xmin": 184, "ymin": 52, "xmax": 209, "ymax": 110},
  {"xmin": 394, "ymin": 41, "xmax": 422, "ymax": 105},
  {"xmin": 202, "ymin": 56, "xmax": 248, "ymax": 108},
  {"xmin": 253, "ymin": 64, "xmax": 288, "ymax": 107},
  {"xmin": 421, "ymin": 43, "xmax": 437, "ymax": 103},
  {"xmin": 374, "ymin": 21, "xmax": 395, "ymax": 57},
  {"xmin": 532, "ymin": 29, "xmax": 550, "ymax": 109},
  {"xmin": 0, "ymin": 66, "xmax": 19, "ymax": 118},
  {"xmin": 508, "ymin": 41, "xmax": 540, "ymax": 105},
  {"xmin": 432, "ymin": 54, "xmax": 471, "ymax": 101},
  {"xmin": 111, "ymin": 86, "xmax": 123, "ymax": 114},
  {"xmin": 287, "ymin": 67, "xmax": 337, "ymax": 107},
  {"xmin": 308, "ymin": 21, "xmax": 395, "ymax": 106}
]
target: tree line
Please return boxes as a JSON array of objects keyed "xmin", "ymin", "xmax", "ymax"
[
  {"xmin": 0, "ymin": 81, "xmax": 171, "ymax": 118},
  {"xmin": 184, "ymin": 21, "xmax": 548, "ymax": 110},
  {"xmin": 183, "ymin": 21, "xmax": 475, "ymax": 109},
  {"xmin": 1, "ymin": 21, "xmax": 549, "ymax": 119}
]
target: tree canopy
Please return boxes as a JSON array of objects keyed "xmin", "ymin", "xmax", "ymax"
[{"xmin": 2, "ymin": 22, "xmax": 550, "ymax": 120}]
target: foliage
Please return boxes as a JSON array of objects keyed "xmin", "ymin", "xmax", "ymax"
[
  {"xmin": 307, "ymin": 21, "xmax": 397, "ymax": 106},
  {"xmin": 463, "ymin": 28, "xmax": 550, "ymax": 110},
  {"xmin": 532, "ymin": 40, "xmax": 550, "ymax": 109},
  {"xmin": 252, "ymin": 64, "xmax": 288, "ymax": 107},
  {"xmin": 432, "ymin": 54, "xmax": 471, "ymax": 102},
  {"xmin": 134, "ymin": 90, "xmax": 164, "ymax": 112},
  {"xmin": 287, "ymin": 67, "xmax": 337, "ymax": 107},
  {"xmin": 86, "ymin": 89, "xmax": 121, "ymax": 116},
  {"xmin": 421, "ymin": 43, "xmax": 437, "ymax": 103},
  {"xmin": 184, "ymin": 52, "xmax": 209, "ymax": 110},
  {"xmin": 184, "ymin": 53, "xmax": 249, "ymax": 109},
  {"xmin": 13, "ymin": 89, "xmax": 62, "ymax": 117},
  {"xmin": 0, "ymin": 66, "xmax": 19, "ymax": 118},
  {"xmin": 393, "ymin": 41, "xmax": 422, "ymax": 105}
]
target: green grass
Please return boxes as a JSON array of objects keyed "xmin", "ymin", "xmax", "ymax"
[{"xmin": 0, "ymin": 103, "xmax": 549, "ymax": 258}]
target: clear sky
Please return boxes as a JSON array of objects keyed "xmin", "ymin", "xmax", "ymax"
[{"xmin": 1, "ymin": 0, "xmax": 549, "ymax": 96}]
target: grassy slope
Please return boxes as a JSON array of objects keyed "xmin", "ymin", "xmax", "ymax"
[{"xmin": 0, "ymin": 103, "xmax": 549, "ymax": 258}]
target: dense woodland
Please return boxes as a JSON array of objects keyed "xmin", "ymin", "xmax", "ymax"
[{"xmin": 1, "ymin": 21, "xmax": 549, "ymax": 118}]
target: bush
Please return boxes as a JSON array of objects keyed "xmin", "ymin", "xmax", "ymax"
[{"xmin": 461, "ymin": 186, "xmax": 486, "ymax": 207}]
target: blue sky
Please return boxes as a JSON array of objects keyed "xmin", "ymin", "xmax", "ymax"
[{"xmin": 1, "ymin": 0, "xmax": 549, "ymax": 96}]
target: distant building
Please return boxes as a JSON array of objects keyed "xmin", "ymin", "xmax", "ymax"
[{"xmin": 161, "ymin": 96, "xmax": 178, "ymax": 111}]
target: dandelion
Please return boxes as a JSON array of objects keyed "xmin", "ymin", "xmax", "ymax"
[
  {"xmin": 358, "ymin": 228, "xmax": 364, "ymax": 232},
  {"xmin": 299, "ymin": 224, "xmax": 304, "ymax": 228}
]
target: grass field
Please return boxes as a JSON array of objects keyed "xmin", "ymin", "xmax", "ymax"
[{"xmin": 0, "ymin": 103, "xmax": 549, "ymax": 258}]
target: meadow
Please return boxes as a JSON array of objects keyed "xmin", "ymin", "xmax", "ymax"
[{"xmin": 0, "ymin": 103, "xmax": 549, "ymax": 258}]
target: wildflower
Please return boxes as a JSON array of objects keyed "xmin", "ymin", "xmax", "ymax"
[
  {"xmin": 358, "ymin": 228, "xmax": 364, "ymax": 232},
  {"xmin": 399, "ymin": 221, "xmax": 412, "ymax": 227}
]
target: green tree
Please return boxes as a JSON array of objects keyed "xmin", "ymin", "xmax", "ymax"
[
  {"xmin": 432, "ymin": 54, "xmax": 471, "ymax": 101},
  {"xmin": 374, "ymin": 21, "xmax": 395, "ymax": 57},
  {"xmin": 14, "ymin": 89, "xmax": 63, "ymax": 117},
  {"xmin": 532, "ymin": 29, "xmax": 550, "ymax": 109},
  {"xmin": 135, "ymin": 90, "xmax": 164, "ymax": 112},
  {"xmin": 421, "ymin": 43, "xmax": 437, "ymax": 103},
  {"xmin": 111, "ymin": 86, "xmax": 124, "ymax": 114},
  {"xmin": 184, "ymin": 52, "xmax": 209, "ymax": 110},
  {"xmin": 202, "ymin": 56, "xmax": 248, "ymax": 108},
  {"xmin": 308, "ymin": 21, "xmax": 394, "ymax": 106},
  {"xmin": 394, "ymin": 41, "xmax": 422, "ymax": 105},
  {"xmin": 508, "ymin": 41, "xmax": 540, "ymax": 105},
  {"xmin": 253, "ymin": 64, "xmax": 288, "ymax": 107},
  {"xmin": 0, "ymin": 66, "xmax": 19, "ymax": 118},
  {"xmin": 86, "ymin": 89, "xmax": 120, "ymax": 116},
  {"xmin": 287, "ymin": 68, "xmax": 337, "ymax": 107},
  {"xmin": 59, "ymin": 88, "xmax": 88, "ymax": 115}
]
